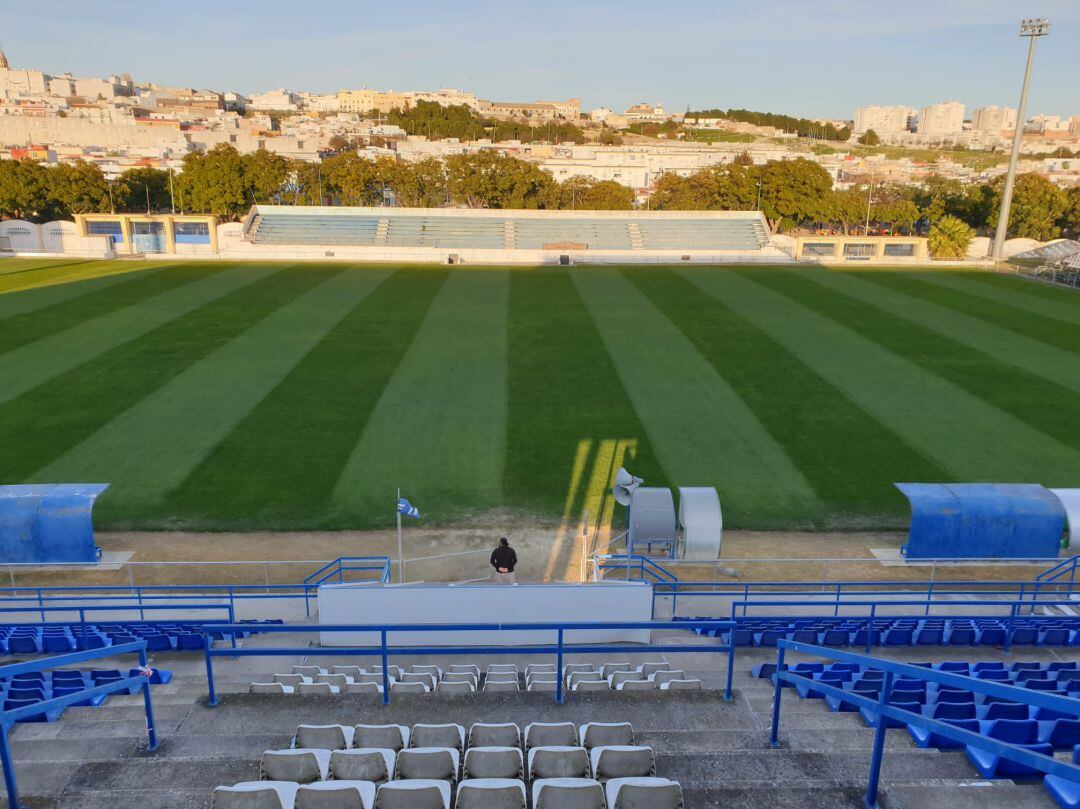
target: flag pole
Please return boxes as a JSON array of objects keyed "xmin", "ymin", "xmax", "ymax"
[{"xmin": 396, "ymin": 487, "xmax": 404, "ymax": 584}]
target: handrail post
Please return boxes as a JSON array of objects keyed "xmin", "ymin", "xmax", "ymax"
[
  {"xmin": 37, "ymin": 588, "xmax": 44, "ymax": 623},
  {"xmin": 724, "ymin": 627, "xmax": 735, "ymax": 702},
  {"xmin": 138, "ymin": 646, "xmax": 159, "ymax": 751},
  {"xmin": 380, "ymin": 630, "xmax": 390, "ymax": 706},
  {"xmin": 1004, "ymin": 603, "xmax": 1016, "ymax": 654},
  {"xmin": 768, "ymin": 643, "xmax": 786, "ymax": 748},
  {"xmin": 834, "ymin": 583, "xmax": 841, "ymax": 617},
  {"xmin": 264, "ymin": 563, "xmax": 270, "ymax": 595},
  {"xmin": 137, "ymin": 586, "xmax": 145, "ymax": 621},
  {"xmin": 863, "ymin": 670, "xmax": 894, "ymax": 808},
  {"xmin": 865, "ymin": 605, "xmax": 876, "ymax": 654},
  {"xmin": 0, "ymin": 719, "xmax": 20, "ymax": 809},
  {"xmin": 304, "ymin": 585, "xmax": 311, "ymax": 619},
  {"xmin": 79, "ymin": 608, "xmax": 87, "ymax": 649},
  {"xmin": 556, "ymin": 629, "xmax": 565, "ymax": 704},
  {"xmin": 228, "ymin": 603, "xmax": 237, "ymax": 651},
  {"xmin": 1019, "ymin": 582, "xmax": 1027, "ymax": 616},
  {"xmin": 743, "ymin": 583, "xmax": 749, "ymax": 617},
  {"xmin": 204, "ymin": 637, "xmax": 218, "ymax": 707}
]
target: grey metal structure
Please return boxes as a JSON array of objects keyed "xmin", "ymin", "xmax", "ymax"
[
  {"xmin": 677, "ymin": 487, "xmax": 723, "ymax": 560},
  {"xmin": 627, "ymin": 488, "xmax": 677, "ymax": 557}
]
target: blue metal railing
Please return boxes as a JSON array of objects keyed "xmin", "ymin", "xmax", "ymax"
[
  {"xmin": 0, "ymin": 640, "xmax": 158, "ymax": 809},
  {"xmin": 719, "ymin": 597, "xmax": 1080, "ymax": 654},
  {"xmin": 201, "ymin": 619, "xmax": 736, "ymax": 705},
  {"xmin": 594, "ymin": 554, "xmax": 678, "ymax": 584},
  {"xmin": 770, "ymin": 640, "xmax": 1080, "ymax": 808},
  {"xmin": 302, "ymin": 556, "xmax": 392, "ymax": 588},
  {"xmin": 1032, "ymin": 554, "xmax": 1080, "ymax": 609}
]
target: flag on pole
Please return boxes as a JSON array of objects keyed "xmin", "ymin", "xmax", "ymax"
[{"xmin": 397, "ymin": 498, "xmax": 420, "ymax": 519}]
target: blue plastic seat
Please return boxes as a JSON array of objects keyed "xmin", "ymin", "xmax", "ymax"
[
  {"xmin": 909, "ymin": 717, "xmax": 979, "ymax": 749},
  {"xmin": 966, "ymin": 742, "xmax": 1053, "ymax": 778},
  {"xmin": 935, "ymin": 689, "xmax": 976, "ymax": 704},
  {"xmin": 977, "ymin": 628, "xmax": 1006, "ymax": 646},
  {"xmin": 822, "ymin": 630, "xmax": 850, "ymax": 646},
  {"xmin": 1045, "ymin": 773, "xmax": 1080, "ymax": 809},
  {"xmin": 143, "ymin": 634, "xmax": 174, "ymax": 652},
  {"xmin": 928, "ymin": 702, "xmax": 977, "ymax": 720},
  {"xmin": 1040, "ymin": 720, "xmax": 1080, "ymax": 749},
  {"xmin": 981, "ymin": 718, "xmax": 1038, "ymax": 743},
  {"xmin": 176, "ymin": 633, "xmax": 206, "ymax": 651},
  {"xmin": 947, "ymin": 629, "xmax": 975, "ymax": 645},
  {"xmin": 915, "ymin": 628, "xmax": 943, "ymax": 645},
  {"xmin": 860, "ymin": 702, "xmax": 921, "ymax": 728},
  {"xmin": 1041, "ymin": 629, "xmax": 1070, "ymax": 645},
  {"xmin": 979, "ymin": 703, "xmax": 1030, "ymax": 721}
]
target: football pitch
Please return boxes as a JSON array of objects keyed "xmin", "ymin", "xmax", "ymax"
[{"xmin": 2, "ymin": 257, "xmax": 1079, "ymax": 533}]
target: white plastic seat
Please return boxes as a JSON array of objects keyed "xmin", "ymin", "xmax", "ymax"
[
  {"xmin": 616, "ymin": 679, "xmax": 656, "ymax": 691},
  {"xmin": 374, "ymin": 780, "xmax": 450, "ymax": 809},
  {"xmin": 298, "ymin": 682, "xmax": 340, "ymax": 696},
  {"xmin": 437, "ymin": 680, "xmax": 475, "ymax": 694},
  {"xmin": 293, "ymin": 666, "xmax": 326, "ymax": 677},
  {"xmin": 213, "ymin": 781, "xmax": 298, "ymax": 809},
  {"xmin": 442, "ymin": 672, "xmax": 478, "ymax": 687},
  {"xmin": 448, "ymin": 664, "xmax": 481, "ymax": 679},
  {"xmin": 525, "ymin": 663, "xmax": 557, "ymax": 678},
  {"xmin": 527, "ymin": 746, "xmax": 590, "ymax": 780},
  {"xmin": 567, "ymin": 671, "xmax": 603, "ymax": 689},
  {"xmin": 370, "ymin": 665, "xmax": 403, "ymax": 680},
  {"xmin": 395, "ymin": 747, "xmax": 460, "ymax": 782},
  {"xmin": 463, "ymin": 746, "xmax": 524, "ymax": 780},
  {"xmin": 599, "ymin": 663, "xmax": 633, "ymax": 679},
  {"xmin": 608, "ymin": 671, "xmax": 645, "ymax": 688},
  {"xmin": 590, "ymin": 746, "xmax": 655, "ymax": 781},
  {"xmin": 527, "ymin": 680, "xmax": 557, "ymax": 692},
  {"xmin": 411, "ymin": 724, "xmax": 465, "ymax": 752},
  {"xmin": 526, "ymin": 672, "xmax": 558, "ymax": 685},
  {"xmin": 580, "ymin": 723, "xmax": 635, "ymax": 750},
  {"xmin": 331, "ymin": 666, "xmax": 365, "ymax": 680},
  {"xmin": 409, "ymin": 665, "xmax": 442, "ymax": 680},
  {"xmin": 484, "ymin": 672, "xmax": 519, "ymax": 684},
  {"xmin": 483, "ymin": 679, "xmax": 520, "ymax": 692},
  {"xmin": 402, "ymin": 672, "xmax": 437, "ymax": 690},
  {"xmin": 354, "ymin": 725, "xmax": 409, "ymax": 751},
  {"xmin": 486, "ymin": 664, "xmax": 518, "ymax": 675},
  {"xmin": 605, "ymin": 777, "xmax": 683, "ymax": 809},
  {"xmin": 637, "ymin": 662, "xmax": 670, "ymax": 678},
  {"xmin": 651, "ymin": 671, "xmax": 686, "ymax": 688},
  {"xmin": 260, "ymin": 748, "xmax": 332, "ymax": 783},
  {"xmin": 345, "ymin": 681, "xmax": 383, "ymax": 695},
  {"xmin": 354, "ymin": 672, "xmax": 393, "ymax": 686},
  {"xmin": 295, "ymin": 725, "xmax": 355, "ymax": 750},
  {"xmin": 316, "ymin": 673, "xmax": 351, "ymax": 689},
  {"xmin": 525, "ymin": 723, "xmax": 579, "ymax": 750},
  {"xmin": 390, "ymin": 681, "xmax": 429, "ymax": 695},
  {"xmin": 456, "ymin": 778, "xmax": 527, "ymax": 809},
  {"xmin": 469, "ymin": 723, "xmax": 520, "ymax": 749},
  {"xmin": 330, "ymin": 749, "xmax": 396, "ymax": 784},
  {"xmin": 660, "ymin": 679, "xmax": 702, "ymax": 690},
  {"xmin": 296, "ymin": 781, "xmax": 376, "ymax": 809},
  {"xmin": 273, "ymin": 674, "xmax": 311, "ymax": 687},
  {"xmin": 562, "ymin": 664, "xmax": 596, "ymax": 680},
  {"xmin": 572, "ymin": 680, "xmax": 610, "ymax": 692},
  {"xmin": 250, "ymin": 682, "xmax": 293, "ymax": 695},
  {"xmin": 531, "ymin": 778, "xmax": 605, "ymax": 809}
]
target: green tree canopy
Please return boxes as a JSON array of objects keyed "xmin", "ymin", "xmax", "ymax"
[
  {"xmin": 928, "ymin": 214, "xmax": 974, "ymax": 260},
  {"xmin": 858, "ymin": 129, "xmax": 881, "ymax": 146},
  {"xmin": 176, "ymin": 144, "xmax": 249, "ymax": 218},
  {"xmin": 0, "ymin": 160, "xmax": 54, "ymax": 220},
  {"xmin": 988, "ymin": 173, "xmax": 1068, "ymax": 241},
  {"xmin": 114, "ymin": 167, "xmax": 172, "ymax": 213},
  {"xmin": 756, "ymin": 158, "xmax": 834, "ymax": 233},
  {"xmin": 446, "ymin": 152, "xmax": 556, "ymax": 209},
  {"xmin": 552, "ymin": 177, "xmax": 635, "ymax": 210}
]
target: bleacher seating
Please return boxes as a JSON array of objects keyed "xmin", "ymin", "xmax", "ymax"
[
  {"xmin": 0, "ymin": 666, "xmax": 171, "ymax": 723},
  {"xmin": 684, "ymin": 615, "xmax": 1080, "ymax": 649},
  {"xmin": 249, "ymin": 662, "xmax": 700, "ymax": 696},
  {"xmin": 213, "ymin": 719, "xmax": 683, "ymax": 809},
  {"xmin": 0, "ymin": 618, "xmax": 281, "ymax": 655}
]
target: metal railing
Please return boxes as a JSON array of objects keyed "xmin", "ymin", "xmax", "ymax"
[
  {"xmin": 201, "ymin": 618, "xmax": 737, "ymax": 705},
  {"xmin": 594, "ymin": 554, "xmax": 678, "ymax": 584},
  {"xmin": 770, "ymin": 640, "xmax": 1080, "ymax": 808},
  {"xmin": 0, "ymin": 640, "xmax": 158, "ymax": 808},
  {"xmin": 303, "ymin": 557, "xmax": 392, "ymax": 588}
]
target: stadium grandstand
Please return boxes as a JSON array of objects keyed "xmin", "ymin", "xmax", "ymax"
[{"xmin": 225, "ymin": 206, "xmax": 789, "ymax": 265}]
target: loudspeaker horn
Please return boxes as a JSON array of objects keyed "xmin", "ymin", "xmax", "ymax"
[{"xmin": 613, "ymin": 467, "xmax": 644, "ymax": 506}]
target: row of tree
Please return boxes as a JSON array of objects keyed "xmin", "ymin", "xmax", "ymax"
[
  {"xmin": 686, "ymin": 108, "xmax": 852, "ymax": 142},
  {"xmin": 386, "ymin": 100, "xmax": 586, "ymax": 144}
]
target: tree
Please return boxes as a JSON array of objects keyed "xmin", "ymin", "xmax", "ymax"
[
  {"xmin": 445, "ymin": 152, "xmax": 556, "ymax": 209},
  {"xmin": 242, "ymin": 149, "xmax": 291, "ymax": 204},
  {"xmin": 837, "ymin": 126, "xmax": 852, "ymax": 141},
  {"xmin": 733, "ymin": 151, "xmax": 754, "ymax": 167},
  {"xmin": 928, "ymin": 215, "xmax": 974, "ymax": 260},
  {"xmin": 1061, "ymin": 187, "xmax": 1080, "ymax": 238},
  {"xmin": 114, "ymin": 167, "xmax": 172, "ymax": 213},
  {"xmin": 858, "ymin": 129, "xmax": 881, "ymax": 146},
  {"xmin": 756, "ymin": 158, "xmax": 833, "ymax": 233},
  {"xmin": 321, "ymin": 152, "xmax": 387, "ymax": 206},
  {"xmin": 824, "ymin": 187, "xmax": 869, "ymax": 234},
  {"xmin": 176, "ymin": 144, "xmax": 249, "ymax": 219},
  {"xmin": 386, "ymin": 158, "xmax": 448, "ymax": 208},
  {"xmin": 651, "ymin": 164, "xmax": 757, "ymax": 211},
  {"xmin": 875, "ymin": 198, "xmax": 920, "ymax": 234},
  {"xmin": 328, "ymin": 134, "xmax": 351, "ymax": 152},
  {"xmin": 0, "ymin": 160, "xmax": 52, "ymax": 220},
  {"xmin": 553, "ymin": 177, "xmax": 634, "ymax": 210},
  {"xmin": 46, "ymin": 160, "xmax": 112, "ymax": 216},
  {"xmin": 988, "ymin": 173, "xmax": 1067, "ymax": 241}
]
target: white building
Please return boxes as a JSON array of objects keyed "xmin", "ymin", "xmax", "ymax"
[
  {"xmin": 918, "ymin": 101, "xmax": 965, "ymax": 135},
  {"xmin": 1025, "ymin": 114, "xmax": 1068, "ymax": 134},
  {"xmin": 248, "ymin": 89, "xmax": 300, "ymax": 112},
  {"xmin": 1070, "ymin": 116, "xmax": 1080, "ymax": 136},
  {"xmin": 971, "ymin": 106, "xmax": 1017, "ymax": 133},
  {"xmin": 854, "ymin": 105, "xmax": 915, "ymax": 134},
  {"xmin": 0, "ymin": 47, "xmax": 50, "ymax": 95}
]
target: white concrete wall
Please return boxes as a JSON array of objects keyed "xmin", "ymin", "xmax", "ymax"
[{"xmin": 0, "ymin": 219, "xmax": 41, "ymax": 252}]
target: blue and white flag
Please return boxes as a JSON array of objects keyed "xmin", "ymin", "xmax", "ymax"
[{"xmin": 397, "ymin": 498, "xmax": 420, "ymax": 519}]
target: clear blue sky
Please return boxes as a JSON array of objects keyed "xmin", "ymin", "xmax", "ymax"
[{"xmin": 4, "ymin": 0, "xmax": 1079, "ymax": 119}]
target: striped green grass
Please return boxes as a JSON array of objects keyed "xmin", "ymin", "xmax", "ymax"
[{"xmin": 4, "ymin": 260, "xmax": 1080, "ymax": 531}]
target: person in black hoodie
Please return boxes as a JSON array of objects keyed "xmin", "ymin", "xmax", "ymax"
[{"xmin": 490, "ymin": 537, "xmax": 517, "ymax": 584}]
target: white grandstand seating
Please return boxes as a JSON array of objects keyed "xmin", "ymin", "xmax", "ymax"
[
  {"xmin": 579, "ymin": 723, "xmax": 635, "ymax": 750},
  {"xmin": 455, "ymin": 778, "xmax": 527, "ymax": 809},
  {"xmin": 401, "ymin": 672, "xmax": 437, "ymax": 689},
  {"xmin": 251, "ymin": 682, "xmax": 293, "ymax": 694},
  {"xmin": 606, "ymin": 777, "xmax": 684, "ymax": 809},
  {"xmin": 616, "ymin": 679, "xmax": 657, "ymax": 691},
  {"xmin": 316, "ymin": 673, "xmax": 351, "ymax": 689},
  {"xmin": 463, "ymin": 746, "xmax": 524, "ymax": 780},
  {"xmin": 532, "ymin": 778, "xmax": 606, "ymax": 809},
  {"xmin": 299, "ymin": 682, "xmax": 339, "ymax": 695},
  {"xmin": 395, "ymin": 747, "xmax": 460, "ymax": 782},
  {"xmin": 375, "ymin": 779, "xmax": 450, "ymax": 809},
  {"xmin": 390, "ymin": 681, "xmax": 428, "ymax": 695},
  {"xmin": 609, "ymin": 671, "xmax": 645, "ymax": 689},
  {"xmin": 572, "ymin": 680, "xmax": 610, "ymax": 692},
  {"xmin": 483, "ymin": 679, "xmax": 520, "ymax": 692},
  {"xmin": 297, "ymin": 781, "xmax": 377, "ymax": 809},
  {"xmin": 332, "ymin": 666, "xmax": 365, "ymax": 680},
  {"xmin": 436, "ymin": 680, "xmax": 474, "ymax": 694},
  {"xmin": 294, "ymin": 725, "xmax": 355, "ymax": 750},
  {"xmin": 345, "ymin": 682, "xmax": 383, "ymax": 695},
  {"xmin": 293, "ymin": 666, "xmax": 324, "ymax": 678},
  {"xmin": 261, "ymin": 749, "xmax": 332, "ymax": 782},
  {"xmin": 355, "ymin": 725, "xmax": 409, "ymax": 751},
  {"xmin": 590, "ymin": 746, "xmax": 656, "ymax": 781},
  {"xmin": 600, "ymin": 663, "xmax": 634, "ymax": 679},
  {"xmin": 212, "ymin": 781, "xmax": 298, "ymax": 809},
  {"xmin": 330, "ymin": 749, "xmax": 395, "ymax": 783},
  {"xmin": 469, "ymin": 723, "xmax": 521, "ymax": 749},
  {"xmin": 524, "ymin": 723, "xmax": 578, "ymax": 750},
  {"xmin": 660, "ymin": 679, "xmax": 702, "ymax": 690},
  {"xmin": 411, "ymin": 724, "xmax": 465, "ymax": 752},
  {"xmin": 528, "ymin": 746, "xmax": 591, "ymax": 781}
]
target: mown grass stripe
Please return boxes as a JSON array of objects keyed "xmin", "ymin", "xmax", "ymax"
[
  {"xmin": 694, "ymin": 269, "xmax": 1080, "ymax": 485},
  {"xmin": 332, "ymin": 270, "xmax": 509, "ymax": 524},
  {"xmin": 504, "ymin": 268, "xmax": 665, "ymax": 521},
  {"xmin": 0, "ymin": 266, "xmax": 331, "ymax": 484},
  {"xmin": 35, "ymin": 268, "xmax": 389, "ymax": 523},
  {"xmin": 0, "ymin": 263, "xmax": 210, "ymax": 353},
  {"xmin": 163, "ymin": 269, "xmax": 448, "ymax": 530},
  {"xmin": 811, "ymin": 269, "xmax": 1080, "ymax": 394},
  {"xmin": 0, "ymin": 259, "xmax": 95, "ymax": 292},
  {"xmin": 0, "ymin": 264, "xmax": 168, "ymax": 322},
  {"xmin": 956, "ymin": 270, "xmax": 1080, "ymax": 309},
  {"xmin": 574, "ymin": 268, "xmax": 821, "ymax": 527},
  {"xmin": 0, "ymin": 263, "xmax": 268, "ymax": 406},
  {"xmin": 865, "ymin": 270, "xmax": 1080, "ymax": 354},
  {"xmin": 633, "ymin": 269, "xmax": 947, "ymax": 526},
  {"xmin": 914, "ymin": 271, "xmax": 1080, "ymax": 328}
]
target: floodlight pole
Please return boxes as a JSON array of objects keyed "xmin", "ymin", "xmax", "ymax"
[{"xmin": 992, "ymin": 18, "xmax": 1049, "ymax": 262}]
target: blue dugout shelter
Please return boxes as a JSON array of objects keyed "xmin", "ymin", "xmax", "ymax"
[
  {"xmin": 0, "ymin": 484, "xmax": 108, "ymax": 564},
  {"xmin": 896, "ymin": 483, "xmax": 1066, "ymax": 560}
]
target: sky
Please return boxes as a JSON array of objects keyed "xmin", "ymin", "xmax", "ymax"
[{"xmin": 3, "ymin": 0, "xmax": 1079, "ymax": 119}]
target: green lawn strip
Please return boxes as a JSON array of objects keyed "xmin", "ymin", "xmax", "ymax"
[
  {"xmin": 912, "ymin": 271, "xmax": 1080, "ymax": 328},
  {"xmin": 0, "ymin": 264, "xmax": 271, "ymax": 406},
  {"xmin": 636, "ymin": 268, "xmax": 945, "ymax": 525},
  {"xmin": 864, "ymin": 270, "xmax": 1080, "ymax": 354},
  {"xmin": 164, "ymin": 269, "xmax": 447, "ymax": 530},
  {"xmin": 503, "ymin": 268, "xmax": 665, "ymax": 519},
  {"xmin": 573, "ymin": 268, "xmax": 821, "ymax": 528},
  {"xmin": 0, "ymin": 263, "xmax": 170, "ymax": 322},
  {"xmin": 707, "ymin": 269, "xmax": 1080, "ymax": 485},
  {"xmin": 0, "ymin": 262, "xmax": 209, "ymax": 353},
  {"xmin": 0, "ymin": 259, "xmax": 95, "ymax": 290},
  {"xmin": 35, "ymin": 268, "xmax": 389, "ymax": 525},
  {"xmin": 961, "ymin": 270, "xmax": 1080, "ymax": 309},
  {"xmin": 332, "ymin": 270, "xmax": 509, "ymax": 526},
  {"xmin": 0, "ymin": 265, "xmax": 328, "ymax": 484},
  {"xmin": 809, "ymin": 269, "xmax": 1080, "ymax": 397}
]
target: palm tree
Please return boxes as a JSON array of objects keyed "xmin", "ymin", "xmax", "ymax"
[{"xmin": 927, "ymin": 215, "xmax": 974, "ymax": 260}]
